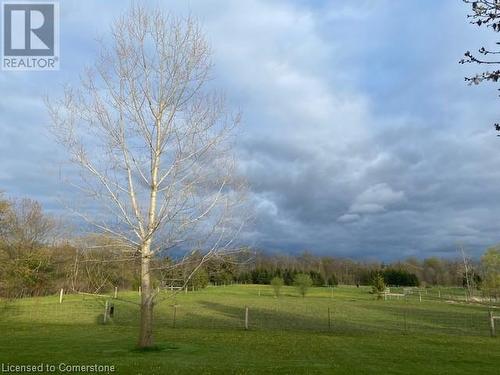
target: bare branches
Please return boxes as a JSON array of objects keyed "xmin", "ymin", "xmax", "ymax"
[
  {"xmin": 1, "ymin": 198, "xmax": 56, "ymax": 251},
  {"xmin": 49, "ymin": 7, "xmax": 242, "ymax": 244},
  {"xmin": 464, "ymin": 0, "xmax": 500, "ymax": 28},
  {"xmin": 461, "ymin": 0, "xmax": 500, "ymax": 133},
  {"xmin": 458, "ymin": 244, "xmax": 475, "ymax": 298},
  {"xmin": 46, "ymin": 5, "xmax": 247, "ymax": 342}
]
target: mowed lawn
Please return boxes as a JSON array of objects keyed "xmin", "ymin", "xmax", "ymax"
[{"xmin": 0, "ymin": 285, "xmax": 499, "ymax": 374}]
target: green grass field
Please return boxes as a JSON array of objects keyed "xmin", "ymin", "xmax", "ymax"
[{"xmin": 1, "ymin": 285, "xmax": 499, "ymax": 374}]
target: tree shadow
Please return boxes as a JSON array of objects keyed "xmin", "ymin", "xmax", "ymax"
[{"xmin": 169, "ymin": 300, "xmax": 371, "ymax": 336}]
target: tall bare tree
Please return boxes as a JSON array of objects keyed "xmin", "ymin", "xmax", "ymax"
[
  {"xmin": 458, "ymin": 244, "xmax": 475, "ymax": 298},
  {"xmin": 47, "ymin": 6, "xmax": 245, "ymax": 348}
]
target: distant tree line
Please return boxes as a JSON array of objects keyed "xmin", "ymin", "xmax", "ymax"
[
  {"xmin": 233, "ymin": 259, "xmax": 418, "ymax": 287},
  {"xmin": 237, "ymin": 268, "xmax": 329, "ymax": 286},
  {"xmin": 1, "ymin": 194, "xmax": 498, "ymax": 299},
  {"xmin": 0, "ymin": 194, "xmax": 208, "ymax": 297},
  {"xmin": 234, "ymin": 251, "xmax": 488, "ymax": 289}
]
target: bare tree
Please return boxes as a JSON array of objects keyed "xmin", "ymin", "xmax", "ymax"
[
  {"xmin": 2, "ymin": 198, "xmax": 56, "ymax": 253},
  {"xmin": 47, "ymin": 6, "xmax": 245, "ymax": 348},
  {"xmin": 458, "ymin": 244, "xmax": 475, "ymax": 298}
]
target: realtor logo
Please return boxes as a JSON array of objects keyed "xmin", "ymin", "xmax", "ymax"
[{"xmin": 2, "ymin": 1, "xmax": 59, "ymax": 70}]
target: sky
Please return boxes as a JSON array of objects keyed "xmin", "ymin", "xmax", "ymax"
[{"xmin": 1, "ymin": 0, "xmax": 500, "ymax": 260}]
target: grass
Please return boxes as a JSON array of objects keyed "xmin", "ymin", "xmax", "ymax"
[{"xmin": 0, "ymin": 285, "xmax": 499, "ymax": 374}]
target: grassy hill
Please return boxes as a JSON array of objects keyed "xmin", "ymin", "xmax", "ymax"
[{"xmin": 0, "ymin": 285, "xmax": 499, "ymax": 374}]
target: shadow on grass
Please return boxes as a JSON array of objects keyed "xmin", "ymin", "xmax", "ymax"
[
  {"xmin": 3, "ymin": 293, "xmax": 490, "ymax": 339},
  {"xmin": 131, "ymin": 343, "xmax": 179, "ymax": 353},
  {"xmin": 0, "ymin": 300, "xmax": 21, "ymax": 319},
  {"xmin": 173, "ymin": 300, "xmax": 374, "ymax": 336},
  {"xmin": 361, "ymin": 302, "xmax": 491, "ymax": 336}
]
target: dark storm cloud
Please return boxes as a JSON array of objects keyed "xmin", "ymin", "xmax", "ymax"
[{"xmin": 1, "ymin": 0, "xmax": 499, "ymax": 260}]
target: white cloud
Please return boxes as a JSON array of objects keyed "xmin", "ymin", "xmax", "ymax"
[
  {"xmin": 349, "ymin": 203, "xmax": 385, "ymax": 215},
  {"xmin": 337, "ymin": 213, "xmax": 361, "ymax": 223},
  {"xmin": 341, "ymin": 183, "xmax": 405, "ymax": 219},
  {"xmin": 354, "ymin": 183, "xmax": 405, "ymax": 207}
]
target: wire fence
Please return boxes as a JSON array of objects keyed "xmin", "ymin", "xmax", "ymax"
[{"xmin": 1, "ymin": 286, "xmax": 498, "ymax": 338}]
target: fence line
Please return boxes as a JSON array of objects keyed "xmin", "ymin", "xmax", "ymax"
[{"xmin": 1, "ymin": 286, "xmax": 498, "ymax": 338}]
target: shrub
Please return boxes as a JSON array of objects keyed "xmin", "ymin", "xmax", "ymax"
[
  {"xmin": 372, "ymin": 273, "xmax": 386, "ymax": 299},
  {"xmin": 294, "ymin": 273, "xmax": 313, "ymax": 297},
  {"xmin": 189, "ymin": 269, "xmax": 209, "ymax": 290},
  {"xmin": 270, "ymin": 276, "xmax": 284, "ymax": 297}
]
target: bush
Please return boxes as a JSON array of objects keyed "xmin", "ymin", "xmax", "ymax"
[
  {"xmin": 1, "ymin": 251, "xmax": 56, "ymax": 298},
  {"xmin": 189, "ymin": 269, "xmax": 209, "ymax": 290},
  {"xmin": 294, "ymin": 273, "xmax": 313, "ymax": 297},
  {"xmin": 372, "ymin": 273, "xmax": 386, "ymax": 299},
  {"xmin": 270, "ymin": 276, "xmax": 284, "ymax": 297}
]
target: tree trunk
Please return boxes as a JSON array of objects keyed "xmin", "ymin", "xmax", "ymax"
[
  {"xmin": 137, "ymin": 116, "xmax": 160, "ymax": 348},
  {"xmin": 137, "ymin": 250, "xmax": 154, "ymax": 348}
]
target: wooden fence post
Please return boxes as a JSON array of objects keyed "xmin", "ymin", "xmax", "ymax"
[
  {"xmin": 173, "ymin": 305, "xmax": 177, "ymax": 328},
  {"xmin": 490, "ymin": 311, "xmax": 496, "ymax": 337},
  {"xmin": 403, "ymin": 307, "xmax": 408, "ymax": 333},
  {"xmin": 328, "ymin": 307, "xmax": 331, "ymax": 330},
  {"xmin": 419, "ymin": 291, "xmax": 422, "ymax": 303},
  {"xmin": 104, "ymin": 300, "xmax": 109, "ymax": 324},
  {"xmin": 59, "ymin": 288, "xmax": 64, "ymax": 304},
  {"xmin": 114, "ymin": 287, "xmax": 118, "ymax": 299},
  {"xmin": 244, "ymin": 306, "xmax": 249, "ymax": 330}
]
